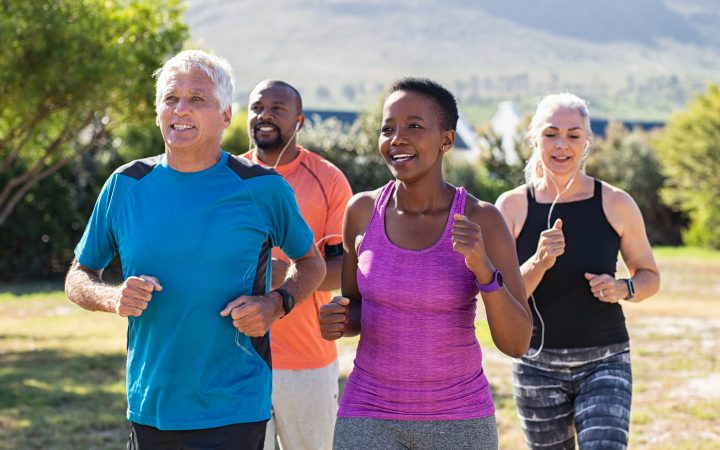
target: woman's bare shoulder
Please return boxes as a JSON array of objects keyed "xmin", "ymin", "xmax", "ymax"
[
  {"xmin": 496, "ymin": 185, "xmax": 528, "ymax": 211},
  {"xmin": 599, "ymin": 180, "xmax": 638, "ymax": 213},
  {"xmin": 347, "ymin": 187, "xmax": 383, "ymax": 213},
  {"xmin": 494, "ymin": 185, "xmax": 529, "ymax": 237},
  {"xmin": 345, "ymin": 186, "xmax": 386, "ymax": 233},
  {"xmin": 465, "ymin": 192, "xmax": 509, "ymax": 227}
]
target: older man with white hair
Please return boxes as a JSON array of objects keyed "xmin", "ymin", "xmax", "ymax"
[{"xmin": 65, "ymin": 49, "xmax": 325, "ymax": 449}]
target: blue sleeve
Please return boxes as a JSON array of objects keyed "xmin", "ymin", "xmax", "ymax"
[
  {"xmin": 74, "ymin": 174, "xmax": 120, "ymax": 270},
  {"xmin": 256, "ymin": 176, "xmax": 314, "ymax": 260}
]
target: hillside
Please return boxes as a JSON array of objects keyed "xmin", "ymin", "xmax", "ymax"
[{"xmin": 183, "ymin": 0, "xmax": 720, "ymax": 121}]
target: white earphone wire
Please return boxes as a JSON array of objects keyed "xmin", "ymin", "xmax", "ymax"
[
  {"xmin": 523, "ymin": 166, "xmax": 578, "ymax": 359},
  {"xmin": 248, "ymin": 122, "xmax": 302, "ymax": 169},
  {"xmin": 270, "ymin": 123, "xmax": 301, "ymax": 169}
]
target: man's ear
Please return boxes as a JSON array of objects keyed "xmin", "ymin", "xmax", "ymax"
[
  {"xmin": 295, "ymin": 113, "xmax": 306, "ymax": 132},
  {"xmin": 222, "ymin": 107, "xmax": 232, "ymax": 127}
]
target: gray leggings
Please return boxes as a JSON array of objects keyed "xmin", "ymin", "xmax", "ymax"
[
  {"xmin": 333, "ymin": 416, "xmax": 498, "ymax": 450},
  {"xmin": 513, "ymin": 342, "xmax": 632, "ymax": 450}
]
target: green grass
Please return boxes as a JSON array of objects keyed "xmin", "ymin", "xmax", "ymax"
[
  {"xmin": 0, "ymin": 286, "xmax": 129, "ymax": 450},
  {"xmin": 0, "ymin": 281, "xmax": 65, "ymax": 301},
  {"xmin": 653, "ymin": 245, "xmax": 720, "ymax": 262},
  {"xmin": 468, "ymin": 247, "xmax": 720, "ymax": 449},
  {"xmin": 2, "ymin": 247, "xmax": 720, "ymax": 449}
]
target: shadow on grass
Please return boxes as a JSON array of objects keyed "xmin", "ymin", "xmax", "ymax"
[
  {"xmin": 0, "ymin": 280, "xmax": 65, "ymax": 296},
  {"xmin": 0, "ymin": 348, "xmax": 129, "ymax": 450}
]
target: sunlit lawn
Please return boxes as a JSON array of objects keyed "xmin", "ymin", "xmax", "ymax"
[
  {"xmin": 1, "ymin": 247, "xmax": 719, "ymax": 449},
  {"xmin": 0, "ymin": 284, "xmax": 128, "ymax": 450},
  {"xmin": 467, "ymin": 247, "xmax": 720, "ymax": 449}
]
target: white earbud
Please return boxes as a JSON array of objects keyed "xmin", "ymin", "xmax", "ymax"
[{"xmin": 271, "ymin": 121, "xmax": 302, "ymax": 169}]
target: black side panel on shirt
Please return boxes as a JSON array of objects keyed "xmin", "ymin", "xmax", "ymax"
[
  {"xmin": 227, "ymin": 154, "xmax": 278, "ymax": 367},
  {"xmin": 516, "ymin": 180, "xmax": 628, "ymax": 348},
  {"xmin": 250, "ymin": 238, "xmax": 273, "ymax": 369},
  {"xmin": 115, "ymin": 155, "xmax": 162, "ymax": 180},
  {"xmin": 226, "ymin": 154, "xmax": 278, "ymax": 180}
]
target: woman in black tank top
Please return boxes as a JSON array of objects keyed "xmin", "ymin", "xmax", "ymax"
[{"xmin": 496, "ymin": 93, "xmax": 660, "ymax": 450}]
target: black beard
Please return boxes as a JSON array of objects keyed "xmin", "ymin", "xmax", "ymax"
[
  {"xmin": 255, "ymin": 135, "xmax": 285, "ymax": 152},
  {"xmin": 254, "ymin": 125, "xmax": 285, "ymax": 152}
]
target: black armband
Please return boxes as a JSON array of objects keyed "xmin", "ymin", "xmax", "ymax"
[{"xmin": 324, "ymin": 243, "xmax": 344, "ymax": 258}]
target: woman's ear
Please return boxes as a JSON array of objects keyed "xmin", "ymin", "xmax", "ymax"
[
  {"xmin": 581, "ymin": 140, "xmax": 592, "ymax": 161},
  {"xmin": 441, "ymin": 130, "xmax": 455, "ymax": 152}
]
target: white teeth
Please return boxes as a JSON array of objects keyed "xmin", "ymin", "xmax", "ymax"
[
  {"xmin": 258, "ymin": 126, "xmax": 275, "ymax": 132},
  {"xmin": 392, "ymin": 153, "xmax": 414, "ymax": 161},
  {"xmin": 173, "ymin": 124, "xmax": 194, "ymax": 130}
]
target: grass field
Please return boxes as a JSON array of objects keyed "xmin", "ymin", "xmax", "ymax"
[{"xmin": 1, "ymin": 247, "xmax": 719, "ymax": 449}]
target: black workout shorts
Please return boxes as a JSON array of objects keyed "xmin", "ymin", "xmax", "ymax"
[{"xmin": 127, "ymin": 420, "xmax": 268, "ymax": 450}]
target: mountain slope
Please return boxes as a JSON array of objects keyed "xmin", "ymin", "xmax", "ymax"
[{"xmin": 183, "ymin": 0, "xmax": 720, "ymax": 120}]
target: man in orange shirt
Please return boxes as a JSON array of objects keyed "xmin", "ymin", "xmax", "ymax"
[{"xmin": 243, "ymin": 80, "xmax": 352, "ymax": 450}]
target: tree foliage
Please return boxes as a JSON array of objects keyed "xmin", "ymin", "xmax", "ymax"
[
  {"xmin": 221, "ymin": 110, "xmax": 251, "ymax": 155},
  {"xmin": 0, "ymin": 0, "xmax": 187, "ymax": 279},
  {"xmin": 655, "ymin": 84, "xmax": 720, "ymax": 249},
  {"xmin": 586, "ymin": 121, "xmax": 685, "ymax": 245},
  {"xmin": 444, "ymin": 125, "xmax": 526, "ymax": 204},
  {"xmin": 298, "ymin": 101, "xmax": 528, "ymax": 205},
  {"xmin": 299, "ymin": 100, "xmax": 391, "ymax": 193},
  {"xmin": 0, "ymin": 0, "xmax": 188, "ymax": 227}
]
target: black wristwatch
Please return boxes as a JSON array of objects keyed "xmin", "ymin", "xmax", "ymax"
[
  {"xmin": 623, "ymin": 278, "xmax": 635, "ymax": 301},
  {"xmin": 273, "ymin": 288, "xmax": 295, "ymax": 317}
]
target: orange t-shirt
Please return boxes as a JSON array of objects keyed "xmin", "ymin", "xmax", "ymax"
[{"xmin": 242, "ymin": 146, "xmax": 352, "ymax": 369}]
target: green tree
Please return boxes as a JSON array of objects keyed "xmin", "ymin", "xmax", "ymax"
[
  {"xmin": 0, "ymin": 0, "xmax": 188, "ymax": 227},
  {"xmin": 221, "ymin": 109, "xmax": 250, "ymax": 155},
  {"xmin": 299, "ymin": 100, "xmax": 390, "ymax": 193},
  {"xmin": 586, "ymin": 121, "xmax": 685, "ymax": 245},
  {"xmin": 299, "ymin": 103, "xmax": 528, "ymax": 201},
  {"xmin": 655, "ymin": 84, "xmax": 720, "ymax": 248},
  {"xmin": 443, "ymin": 121, "xmax": 527, "ymax": 204},
  {"xmin": 443, "ymin": 155, "xmax": 514, "ymax": 204}
]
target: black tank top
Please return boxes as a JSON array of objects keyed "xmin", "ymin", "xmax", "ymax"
[{"xmin": 516, "ymin": 179, "xmax": 629, "ymax": 348}]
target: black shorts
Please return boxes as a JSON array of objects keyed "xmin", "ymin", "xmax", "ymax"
[{"xmin": 127, "ymin": 420, "xmax": 268, "ymax": 450}]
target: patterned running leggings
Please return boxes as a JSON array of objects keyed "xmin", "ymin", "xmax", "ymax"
[{"xmin": 513, "ymin": 342, "xmax": 632, "ymax": 450}]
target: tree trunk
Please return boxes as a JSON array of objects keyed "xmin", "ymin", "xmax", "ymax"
[{"xmin": 0, "ymin": 118, "xmax": 105, "ymax": 228}]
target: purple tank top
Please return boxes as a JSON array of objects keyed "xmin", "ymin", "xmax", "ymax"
[{"xmin": 338, "ymin": 181, "xmax": 495, "ymax": 421}]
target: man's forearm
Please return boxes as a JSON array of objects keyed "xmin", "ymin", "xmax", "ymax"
[
  {"xmin": 65, "ymin": 259, "xmax": 119, "ymax": 313},
  {"xmin": 279, "ymin": 253, "xmax": 326, "ymax": 305}
]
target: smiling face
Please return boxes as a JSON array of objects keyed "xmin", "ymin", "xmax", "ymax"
[
  {"xmin": 379, "ymin": 90, "xmax": 454, "ymax": 182},
  {"xmin": 533, "ymin": 106, "xmax": 589, "ymax": 179},
  {"xmin": 156, "ymin": 68, "xmax": 231, "ymax": 155},
  {"xmin": 247, "ymin": 83, "xmax": 303, "ymax": 153}
]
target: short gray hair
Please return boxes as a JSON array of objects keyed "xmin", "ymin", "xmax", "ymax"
[
  {"xmin": 153, "ymin": 49, "xmax": 235, "ymax": 114},
  {"xmin": 524, "ymin": 93, "xmax": 592, "ymax": 184}
]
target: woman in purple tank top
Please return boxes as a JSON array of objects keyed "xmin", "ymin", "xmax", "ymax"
[{"xmin": 319, "ymin": 78, "xmax": 533, "ymax": 450}]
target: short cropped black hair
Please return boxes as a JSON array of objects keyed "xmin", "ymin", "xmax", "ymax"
[
  {"xmin": 388, "ymin": 77, "xmax": 458, "ymax": 131},
  {"xmin": 265, "ymin": 80, "xmax": 303, "ymax": 112}
]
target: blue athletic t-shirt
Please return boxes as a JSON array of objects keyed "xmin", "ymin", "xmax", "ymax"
[{"xmin": 74, "ymin": 151, "xmax": 313, "ymax": 430}]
